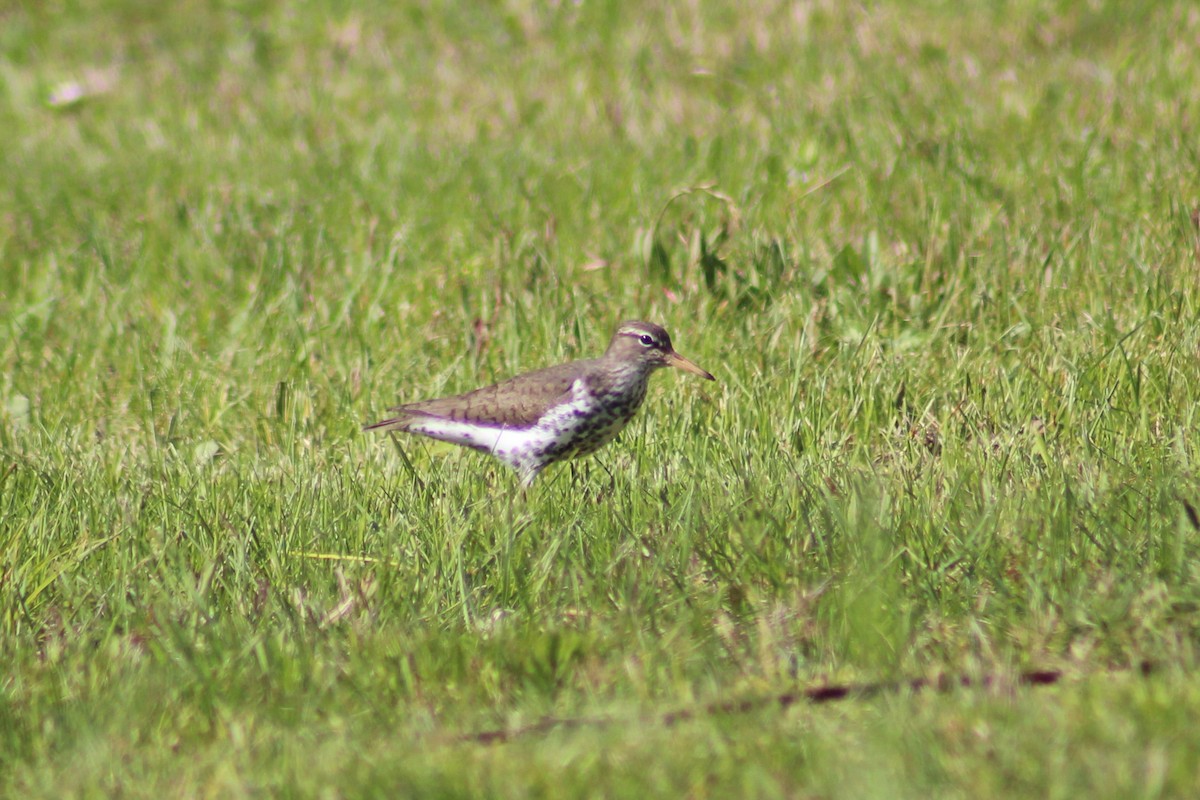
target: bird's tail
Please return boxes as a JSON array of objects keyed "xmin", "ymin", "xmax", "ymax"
[{"xmin": 362, "ymin": 413, "xmax": 414, "ymax": 433}]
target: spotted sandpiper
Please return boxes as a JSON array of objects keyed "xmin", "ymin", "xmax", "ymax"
[{"xmin": 364, "ymin": 321, "xmax": 715, "ymax": 486}]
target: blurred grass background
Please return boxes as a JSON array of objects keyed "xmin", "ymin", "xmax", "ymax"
[{"xmin": 3, "ymin": 0, "xmax": 1200, "ymax": 795}]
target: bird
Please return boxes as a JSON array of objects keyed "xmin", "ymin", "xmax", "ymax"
[{"xmin": 364, "ymin": 320, "xmax": 715, "ymax": 486}]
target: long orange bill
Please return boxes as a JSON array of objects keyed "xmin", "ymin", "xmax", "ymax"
[{"xmin": 666, "ymin": 351, "xmax": 716, "ymax": 381}]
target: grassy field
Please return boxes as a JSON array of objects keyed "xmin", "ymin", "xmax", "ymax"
[{"xmin": 4, "ymin": 0, "xmax": 1200, "ymax": 795}]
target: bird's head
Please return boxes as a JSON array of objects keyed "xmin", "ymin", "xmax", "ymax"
[{"xmin": 606, "ymin": 320, "xmax": 715, "ymax": 380}]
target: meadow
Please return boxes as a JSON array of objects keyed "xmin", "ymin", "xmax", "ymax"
[{"xmin": 3, "ymin": 0, "xmax": 1200, "ymax": 795}]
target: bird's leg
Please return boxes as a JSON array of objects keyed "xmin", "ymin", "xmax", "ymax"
[
  {"xmin": 519, "ymin": 465, "xmax": 541, "ymax": 490},
  {"xmin": 593, "ymin": 457, "xmax": 617, "ymax": 499},
  {"xmin": 387, "ymin": 432, "xmax": 427, "ymax": 493}
]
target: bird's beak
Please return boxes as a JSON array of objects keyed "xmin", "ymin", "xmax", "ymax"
[{"xmin": 666, "ymin": 351, "xmax": 716, "ymax": 381}]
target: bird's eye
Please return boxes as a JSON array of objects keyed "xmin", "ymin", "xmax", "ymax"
[{"xmin": 639, "ymin": 335, "xmax": 655, "ymax": 347}]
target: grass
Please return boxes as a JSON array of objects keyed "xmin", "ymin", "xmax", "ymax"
[{"xmin": 3, "ymin": 0, "xmax": 1200, "ymax": 795}]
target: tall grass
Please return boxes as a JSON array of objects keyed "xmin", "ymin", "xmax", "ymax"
[{"xmin": 3, "ymin": 1, "xmax": 1200, "ymax": 795}]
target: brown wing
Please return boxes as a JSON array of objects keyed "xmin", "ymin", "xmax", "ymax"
[{"xmin": 384, "ymin": 359, "xmax": 595, "ymax": 428}]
